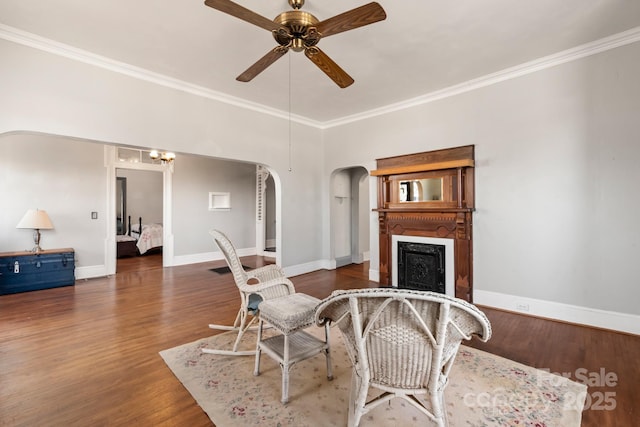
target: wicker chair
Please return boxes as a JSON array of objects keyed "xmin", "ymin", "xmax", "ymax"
[
  {"xmin": 202, "ymin": 229, "xmax": 295, "ymax": 356},
  {"xmin": 315, "ymin": 288, "xmax": 492, "ymax": 426}
]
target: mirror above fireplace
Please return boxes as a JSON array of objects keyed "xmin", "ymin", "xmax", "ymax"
[
  {"xmin": 399, "ymin": 178, "xmax": 443, "ymax": 202},
  {"xmin": 390, "ymin": 169, "xmax": 458, "ymax": 208}
]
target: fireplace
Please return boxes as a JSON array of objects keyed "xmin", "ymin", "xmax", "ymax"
[
  {"xmin": 392, "ymin": 235, "xmax": 455, "ymax": 297},
  {"xmin": 372, "ymin": 145, "xmax": 475, "ymax": 302}
]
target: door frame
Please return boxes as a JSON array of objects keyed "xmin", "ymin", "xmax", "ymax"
[{"xmin": 104, "ymin": 146, "xmax": 174, "ymax": 274}]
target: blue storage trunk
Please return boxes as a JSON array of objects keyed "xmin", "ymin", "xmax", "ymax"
[{"xmin": 0, "ymin": 249, "xmax": 75, "ymax": 295}]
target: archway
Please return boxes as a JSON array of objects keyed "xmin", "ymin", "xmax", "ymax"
[{"xmin": 330, "ymin": 166, "xmax": 370, "ymax": 268}]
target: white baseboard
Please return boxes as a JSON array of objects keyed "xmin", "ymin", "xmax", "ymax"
[
  {"xmin": 173, "ymin": 253, "xmax": 329, "ymax": 280},
  {"xmin": 351, "ymin": 254, "xmax": 364, "ymax": 264},
  {"xmin": 335, "ymin": 255, "xmax": 352, "ymax": 268},
  {"xmin": 171, "ymin": 247, "xmax": 257, "ymax": 267},
  {"xmin": 350, "ymin": 251, "xmax": 370, "ymax": 264},
  {"xmin": 369, "ymin": 268, "xmax": 380, "ymax": 282},
  {"xmin": 171, "ymin": 251, "xmax": 218, "ymax": 266},
  {"xmin": 75, "ymin": 265, "xmax": 108, "ymax": 280},
  {"xmin": 77, "ymin": 247, "xmax": 259, "ymax": 278},
  {"xmin": 474, "ymin": 289, "xmax": 640, "ymax": 336},
  {"xmin": 284, "ymin": 259, "xmax": 330, "ymax": 277},
  {"xmin": 171, "ymin": 254, "xmax": 331, "ymax": 279}
]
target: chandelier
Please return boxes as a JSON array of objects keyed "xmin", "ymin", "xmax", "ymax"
[{"xmin": 149, "ymin": 150, "xmax": 176, "ymax": 163}]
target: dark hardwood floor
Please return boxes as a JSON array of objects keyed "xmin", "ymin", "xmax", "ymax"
[{"xmin": 1, "ymin": 255, "xmax": 637, "ymax": 426}]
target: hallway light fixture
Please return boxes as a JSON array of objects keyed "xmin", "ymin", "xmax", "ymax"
[
  {"xmin": 149, "ymin": 150, "xmax": 176, "ymax": 163},
  {"xmin": 16, "ymin": 209, "xmax": 54, "ymax": 253}
]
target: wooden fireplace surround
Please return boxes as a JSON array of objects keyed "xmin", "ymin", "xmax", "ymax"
[{"xmin": 372, "ymin": 145, "xmax": 475, "ymax": 302}]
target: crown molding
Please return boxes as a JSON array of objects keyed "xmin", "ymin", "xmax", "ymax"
[
  {"xmin": 2, "ymin": 23, "xmax": 639, "ymax": 130},
  {"xmin": 321, "ymin": 26, "xmax": 640, "ymax": 129},
  {"xmin": 0, "ymin": 23, "xmax": 323, "ymax": 129}
]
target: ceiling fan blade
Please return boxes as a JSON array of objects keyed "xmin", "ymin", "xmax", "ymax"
[
  {"xmin": 236, "ymin": 47, "xmax": 289, "ymax": 82},
  {"xmin": 304, "ymin": 47, "xmax": 354, "ymax": 88},
  {"xmin": 316, "ymin": 2, "xmax": 386, "ymax": 38},
  {"xmin": 204, "ymin": 0, "xmax": 279, "ymax": 32}
]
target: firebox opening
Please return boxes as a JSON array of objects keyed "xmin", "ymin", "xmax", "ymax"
[
  {"xmin": 397, "ymin": 242, "xmax": 446, "ymax": 293},
  {"xmin": 391, "ymin": 235, "xmax": 455, "ymax": 297}
]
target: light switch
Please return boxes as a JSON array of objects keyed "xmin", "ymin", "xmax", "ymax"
[{"xmin": 91, "ymin": 212, "xmax": 98, "ymax": 219}]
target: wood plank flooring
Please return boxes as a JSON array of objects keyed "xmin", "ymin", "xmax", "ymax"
[{"xmin": 1, "ymin": 255, "xmax": 638, "ymax": 426}]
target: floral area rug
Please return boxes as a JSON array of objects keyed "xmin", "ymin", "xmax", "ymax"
[{"xmin": 160, "ymin": 327, "xmax": 586, "ymax": 426}]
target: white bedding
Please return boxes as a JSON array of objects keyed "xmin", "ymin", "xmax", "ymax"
[{"xmin": 132, "ymin": 223, "xmax": 163, "ymax": 254}]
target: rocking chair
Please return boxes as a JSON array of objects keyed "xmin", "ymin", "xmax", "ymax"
[{"xmin": 202, "ymin": 229, "xmax": 295, "ymax": 356}]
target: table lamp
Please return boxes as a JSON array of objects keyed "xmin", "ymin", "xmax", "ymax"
[{"xmin": 16, "ymin": 209, "xmax": 54, "ymax": 253}]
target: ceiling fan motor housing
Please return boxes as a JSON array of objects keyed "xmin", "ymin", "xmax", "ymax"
[{"xmin": 273, "ymin": 11, "xmax": 320, "ymax": 51}]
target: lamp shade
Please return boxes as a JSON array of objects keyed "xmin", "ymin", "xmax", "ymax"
[{"xmin": 16, "ymin": 209, "xmax": 54, "ymax": 230}]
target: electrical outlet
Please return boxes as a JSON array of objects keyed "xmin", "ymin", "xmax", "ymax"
[{"xmin": 516, "ymin": 303, "xmax": 529, "ymax": 312}]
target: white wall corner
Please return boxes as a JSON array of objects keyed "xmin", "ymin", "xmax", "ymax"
[{"xmin": 474, "ymin": 290, "xmax": 640, "ymax": 336}]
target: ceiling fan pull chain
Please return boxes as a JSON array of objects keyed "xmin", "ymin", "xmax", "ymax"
[{"xmin": 288, "ymin": 53, "xmax": 293, "ymax": 173}]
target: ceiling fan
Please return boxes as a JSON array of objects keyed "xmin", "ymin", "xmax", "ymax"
[{"xmin": 204, "ymin": 0, "xmax": 387, "ymax": 88}]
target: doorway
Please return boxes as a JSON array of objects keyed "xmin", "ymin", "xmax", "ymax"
[
  {"xmin": 256, "ymin": 165, "xmax": 279, "ymax": 259},
  {"xmin": 105, "ymin": 145, "xmax": 171, "ymax": 275},
  {"xmin": 264, "ymin": 174, "xmax": 276, "ymax": 253},
  {"xmin": 115, "ymin": 168, "xmax": 164, "ymax": 272},
  {"xmin": 331, "ymin": 167, "xmax": 370, "ymax": 268}
]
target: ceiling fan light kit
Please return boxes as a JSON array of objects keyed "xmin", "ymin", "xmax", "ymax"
[{"xmin": 204, "ymin": 0, "xmax": 386, "ymax": 88}]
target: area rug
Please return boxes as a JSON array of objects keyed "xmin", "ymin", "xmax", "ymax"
[{"xmin": 160, "ymin": 328, "xmax": 587, "ymax": 426}]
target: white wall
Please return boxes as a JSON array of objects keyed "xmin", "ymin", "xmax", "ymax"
[
  {"xmin": 0, "ymin": 133, "xmax": 106, "ymax": 265},
  {"xmin": 0, "ymin": 38, "xmax": 325, "ymax": 270},
  {"xmin": 172, "ymin": 155, "xmax": 256, "ymax": 256},
  {"xmin": 0, "ymin": 133, "xmax": 261, "ymax": 272},
  {"xmin": 323, "ymin": 42, "xmax": 640, "ymax": 327}
]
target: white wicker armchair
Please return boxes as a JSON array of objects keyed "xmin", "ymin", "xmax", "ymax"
[
  {"xmin": 202, "ymin": 229, "xmax": 295, "ymax": 356},
  {"xmin": 315, "ymin": 288, "xmax": 491, "ymax": 426}
]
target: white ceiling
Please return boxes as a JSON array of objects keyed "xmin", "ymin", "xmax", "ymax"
[{"xmin": 1, "ymin": 0, "xmax": 640, "ymax": 125}]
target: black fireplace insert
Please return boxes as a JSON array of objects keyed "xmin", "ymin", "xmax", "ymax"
[{"xmin": 397, "ymin": 241, "xmax": 446, "ymax": 293}]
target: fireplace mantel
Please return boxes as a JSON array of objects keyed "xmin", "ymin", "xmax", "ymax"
[{"xmin": 373, "ymin": 145, "xmax": 475, "ymax": 302}]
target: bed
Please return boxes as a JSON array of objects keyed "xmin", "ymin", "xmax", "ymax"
[{"xmin": 116, "ymin": 216, "xmax": 163, "ymax": 258}]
